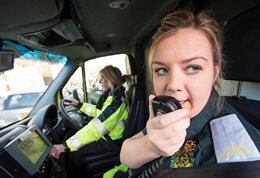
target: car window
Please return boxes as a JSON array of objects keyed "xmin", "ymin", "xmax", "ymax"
[
  {"xmin": 0, "ymin": 41, "xmax": 67, "ymax": 128},
  {"xmin": 220, "ymin": 79, "xmax": 260, "ymax": 101},
  {"xmin": 62, "ymin": 67, "xmax": 84, "ymax": 101},
  {"xmin": 62, "ymin": 54, "xmax": 130, "ymax": 105},
  {"xmin": 4, "ymin": 92, "xmax": 43, "ymax": 110},
  {"xmin": 85, "ymin": 54, "xmax": 129, "ymax": 104}
]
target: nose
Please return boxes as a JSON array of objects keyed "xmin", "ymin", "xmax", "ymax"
[{"xmin": 166, "ymin": 70, "xmax": 183, "ymax": 92}]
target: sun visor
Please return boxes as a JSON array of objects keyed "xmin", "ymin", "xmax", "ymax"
[
  {"xmin": 16, "ymin": 19, "xmax": 84, "ymax": 48},
  {"xmin": 0, "ymin": 0, "xmax": 63, "ymax": 30},
  {"xmin": 223, "ymin": 6, "xmax": 260, "ymax": 82}
]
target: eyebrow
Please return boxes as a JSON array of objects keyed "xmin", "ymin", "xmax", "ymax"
[
  {"xmin": 181, "ymin": 56, "xmax": 208, "ymax": 63},
  {"xmin": 151, "ymin": 56, "xmax": 208, "ymax": 66}
]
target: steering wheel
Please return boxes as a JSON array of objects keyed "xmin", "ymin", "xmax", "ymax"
[{"xmin": 59, "ymin": 99, "xmax": 91, "ymax": 130}]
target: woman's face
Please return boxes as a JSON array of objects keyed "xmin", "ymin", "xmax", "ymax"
[
  {"xmin": 99, "ymin": 75, "xmax": 110, "ymax": 91},
  {"xmin": 151, "ymin": 28, "xmax": 220, "ymax": 118}
]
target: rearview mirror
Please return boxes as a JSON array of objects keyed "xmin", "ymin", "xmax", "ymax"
[{"xmin": 0, "ymin": 51, "xmax": 14, "ymax": 73}]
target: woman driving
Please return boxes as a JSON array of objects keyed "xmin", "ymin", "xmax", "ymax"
[{"xmin": 50, "ymin": 65, "xmax": 129, "ymax": 177}]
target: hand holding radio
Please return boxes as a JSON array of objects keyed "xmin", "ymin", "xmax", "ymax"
[{"xmin": 146, "ymin": 95, "xmax": 190, "ymax": 157}]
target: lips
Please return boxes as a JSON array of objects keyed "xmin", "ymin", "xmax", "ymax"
[{"xmin": 178, "ymin": 99, "xmax": 188, "ymax": 108}]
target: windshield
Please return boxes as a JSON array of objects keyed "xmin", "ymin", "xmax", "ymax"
[{"xmin": 0, "ymin": 40, "xmax": 67, "ymax": 128}]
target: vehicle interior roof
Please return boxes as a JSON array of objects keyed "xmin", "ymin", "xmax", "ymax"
[{"xmin": 0, "ymin": 0, "xmax": 260, "ymax": 81}]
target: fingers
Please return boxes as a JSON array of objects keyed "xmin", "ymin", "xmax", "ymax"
[
  {"xmin": 70, "ymin": 100, "xmax": 79, "ymax": 106},
  {"xmin": 64, "ymin": 99, "xmax": 79, "ymax": 106},
  {"xmin": 49, "ymin": 144, "xmax": 65, "ymax": 159},
  {"xmin": 149, "ymin": 117, "xmax": 190, "ymax": 139},
  {"xmin": 149, "ymin": 109, "xmax": 189, "ymax": 130},
  {"xmin": 146, "ymin": 105, "xmax": 190, "ymax": 156},
  {"xmin": 148, "ymin": 94, "xmax": 156, "ymax": 118},
  {"xmin": 50, "ymin": 151, "xmax": 60, "ymax": 159},
  {"xmin": 50, "ymin": 147, "xmax": 59, "ymax": 159},
  {"xmin": 64, "ymin": 100, "xmax": 72, "ymax": 106}
]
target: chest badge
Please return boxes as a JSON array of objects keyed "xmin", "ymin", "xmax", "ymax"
[{"xmin": 170, "ymin": 140, "xmax": 196, "ymax": 168}]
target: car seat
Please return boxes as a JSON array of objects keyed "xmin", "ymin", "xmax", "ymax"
[
  {"xmin": 81, "ymin": 76, "xmax": 147, "ymax": 178},
  {"xmin": 223, "ymin": 6, "xmax": 260, "ymax": 131}
]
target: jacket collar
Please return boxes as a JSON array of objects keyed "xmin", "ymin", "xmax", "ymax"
[{"xmin": 186, "ymin": 95, "xmax": 217, "ymax": 140}]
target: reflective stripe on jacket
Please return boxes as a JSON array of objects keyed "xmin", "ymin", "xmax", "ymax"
[
  {"xmin": 66, "ymin": 91, "xmax": 128, "ymax": 151},
  {"xmin": 103, "ymin": 164, "xmax": 128, "ymax": 178}
]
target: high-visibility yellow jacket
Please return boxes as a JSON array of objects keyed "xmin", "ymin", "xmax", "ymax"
[{"xmin": 66, "ymin": 86, "xmax": 129, "ymax": 151}]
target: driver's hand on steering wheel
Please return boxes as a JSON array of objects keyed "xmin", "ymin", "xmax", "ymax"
[
  {"xmin": 49, "ymin": 144, "xmax": 66, "ymax": 159},
  {"xmin": 68, "ymin": 99, "xmax": 83, "ymax": 108},
  {"xmin": 64, "ymin": 99, "xmax": 81, "ymax": 107},
  {"xmin": 70, "ymin": 100, "xmax": 79, "ymax": 106}
]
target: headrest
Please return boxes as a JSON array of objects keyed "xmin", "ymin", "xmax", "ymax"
[{"xmin": 224, "ymin": 6, "xmax": 260, "ymax": 82}]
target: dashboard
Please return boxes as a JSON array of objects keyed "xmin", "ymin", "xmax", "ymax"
[{"xmin": 0, "ymin": 104, "xmax": 66, "ymax": 177}]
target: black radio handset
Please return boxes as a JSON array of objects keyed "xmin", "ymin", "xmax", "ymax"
[
  {"xmin": 138, "ymin": 95, "xmax": 182, "ymax": 178},
  {"xmin": 152, "ymin": 95, "xmax": 182, "ymax": 116}
]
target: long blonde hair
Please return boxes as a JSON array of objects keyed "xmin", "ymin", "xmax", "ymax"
[{"xmin": 99, "ymin": 65, "xmax": 125, "ymax": 89}]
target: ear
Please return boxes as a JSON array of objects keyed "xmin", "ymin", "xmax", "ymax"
[
  {"xmin": 213, "ymin": 65, "xmax": 220, "ymax": 83},
  {"xmin": 108, "ymin": 80, "xmax": 114, "ymax": 89}
]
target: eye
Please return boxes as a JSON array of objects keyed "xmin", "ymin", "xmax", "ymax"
[
  {"xmin": 154, "ymin": 67, "xmax": 168, "ymax": 75},
  {"xmin": 186, "ymin": 65, "xmax": 201, "ymax": 74}
]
